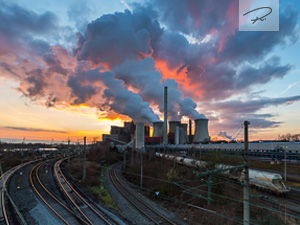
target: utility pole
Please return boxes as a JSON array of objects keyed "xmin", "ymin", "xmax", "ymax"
[
  {"xmin": 83, "ymin": 137, "xmax": 86, "ymax": 181},
  {"xmin": 68, "ymin": 139, "xmax": 70, "ymax": 167},
  {"xmin": 140, "ymin": 148, "xmax": 144, "ymax": 189},
  {"xmin": 284, "ymin": 146, "xmax": 287, "ymax": 181},
  {"xmin": 163, "ymin": 86, "xmax": 168, "ymax": 147},
  {"xmin": 20, "ymin": 137, "xmax": 25, "ymax": 176},
  {"xmin": 243, "ymin": 121, "xmax": 250, "ymax": 225}
]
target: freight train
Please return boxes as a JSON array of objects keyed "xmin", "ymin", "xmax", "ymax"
[
  {"xmin": 155, "ymin": 152, "xmax": 290, "ymax": 195},
  {"xmin": 151, "ymin": 142, "xmax": 300, "ymax": 161}
]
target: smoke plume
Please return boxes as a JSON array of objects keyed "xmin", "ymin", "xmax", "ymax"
[{"xmin": 218, "ymin": 131, "xmax": 236, "ymax": 141}]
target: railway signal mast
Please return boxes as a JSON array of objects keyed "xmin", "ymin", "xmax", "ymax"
[
  {"xmin": 83, "ymin": 136, "xmax": 87, "ymax": 181},
  {"xmin": 243, "ymin": 121, "xmax": 250, "ymax": 225}
]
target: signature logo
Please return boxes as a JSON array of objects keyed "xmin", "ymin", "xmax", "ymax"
[{"xmin": 243, "ymin": 7, "xmax": 272, "ymax": 24}]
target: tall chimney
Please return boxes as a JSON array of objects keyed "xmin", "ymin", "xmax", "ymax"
[
  {"xmin": 193, "ymin": 118, "xmax": 210, "ymax": 143},
  {"xmin": 189, "ymin": 119, "xmax": 192, "ymax": 143},
  {"xmin": 163, "ymin": 86, "xmax": 168, "ymax": 145}
]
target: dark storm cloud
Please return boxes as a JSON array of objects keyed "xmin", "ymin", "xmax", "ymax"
[
  {"xmin": 210, "ymin": 95, "xmax": 300, "ymax": 115},
  {"xmin": 67, "ymin": 75, "xmax": 97, "ymax": 105},
  {"xmin": 0, "ymin": 1, "xmax": 57, "ymax": 55},
  {"xmin": 206, "ymin": 95, "xmax": 300, "ymax": 133},
  {"xmin": 4, "ymin": 126, "xmax": 68, "ymax": 133},
  {"xmin": 73, "ymin": 7, "xmax": 163, "ymax": 67},
  {"xmin": 150, "ymin": 0, "xmax": 237, "ymax": 37},
  {"xmin": 1, "ymin": 0, "xmax": 299, "ymax": 132},
  {"xmin": 149, "ymin": 1, "xmax": 298, "ymax": 104},
  {"xmin": 195, "ymin": 56, "xmax": 293, "ymax": 101},
  {"xmin": 219, "ymin": 7, "xmax": 299, "ymax": 63},
  {"xmin": 236, "ymin": 56, "xmax": 293, "ymax": 88}
]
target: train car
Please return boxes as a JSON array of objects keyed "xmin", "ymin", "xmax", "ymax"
[
  {"xmin": 182, "ymin": 158, "xmax": 197, "ymax": 168},
  {"xmin": 246, "ymin": 170, "xmax": 290, "ymax": 195},
  {"xmin": 175, "ymin": 157, "xmax": 185, "ymax": 165},
  {"xmin": 155, "ymin": 152, "xmax": 290, "ymax": 196}
]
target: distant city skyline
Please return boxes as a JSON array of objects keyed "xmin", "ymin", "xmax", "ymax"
[{"xmin": 0, "ymin": 0, "xmax": 300, "ymax": 142}]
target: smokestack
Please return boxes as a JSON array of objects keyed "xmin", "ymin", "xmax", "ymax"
[
  {"xmin": 169, "ymin": 121, "xmax": 181, "ymax": 134},
  {"xmin": 179, "ymin": 124, "xmax": 188, "ymax": 144},
  {"xmin": 153, "ymin": 121, "xmax": 164, "ymax": 137},
  {"xmin": 135, "ymin": 122, "xmax": 145, "ymax": 149},
  {"xmin": 189, "ymin": 119, "xmax": 192, "ymax": 143},
  {"xmin": 163, "ymin": 86, "xmax": 168, "ymax": 145},
  {"xmin": 193, "ymin": 118, "xmax": 210, "ymax": 143}
]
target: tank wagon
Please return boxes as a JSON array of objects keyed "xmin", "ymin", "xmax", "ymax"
[{"xmin": 155, "ymin": 152, "xmax": 290, "ymax": 195}]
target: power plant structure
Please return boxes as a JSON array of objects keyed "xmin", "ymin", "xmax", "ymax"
[
  {"xmin": 178, "ymin": 124, "xmax": 189, "ymax": 144},
  {"xmin": 193, "ymin": 118, "xmax": 210, "ymax": 143},
  {"xmin": 153, "ymin": 121, "xmax": 164, "ymax": 137},
  {"xmin": 102, "ymin": 85, "xmax": 210, "ymax": 148},
  {"xmin": 148, "ymin": 119, "xmax": 210, "ymax": 145},
  {"xmin": 169, "ymin": 121, "xmax": 181, "ymax": 134},
  {"xmin": 135, "ymin": 122, "xmax": 145, "ymax": 149}
]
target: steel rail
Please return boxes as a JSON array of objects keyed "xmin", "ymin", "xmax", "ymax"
[
  {"xmin": 54, "ymin": 159, "xmax": 94, "ymax": 225},
  {"xmin": 29, "ymin": 162, "xmax": 70, "ymax": 225},
  {"xmin": 56, "ymin": 159, "xmax": 114, "ymax": 225},
  {"xmin": 35, "ymin": 161, "xmax": 90, "ymax": 225},
  {"xmin": 110, "ymin": 164, "xmax": 177, "ymax": 225},
  {"xmin": 2, "ymin": 161, "xmax": 32, "ymax": 225}
]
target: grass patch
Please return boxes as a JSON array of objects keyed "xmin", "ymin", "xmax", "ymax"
[
  {"xmin": 88, "ymin": 184, "xmax": 120, "ymax": 213},
  {"xmin": 284, "ymin": 180, "xmax": 300, "ymax": 189},
  {"xmin": 249, "ymin": 160, "xmax": 300, "ymax": 176}
]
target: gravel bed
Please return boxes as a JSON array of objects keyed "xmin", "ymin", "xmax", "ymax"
[
  {"xmin": 104, "ymin": 165, "xmax": 148, "ymax": 224},
  {"xmin": 104, "ymin": 163, "xmax": 187, "ymax": 225},
  {"xmin": 8, "ymin": 162, "xmax": 62, "ymax": 225},
  {"xmin": 60, "ymin": 160, "xmax": 129, "ymax": 225}
]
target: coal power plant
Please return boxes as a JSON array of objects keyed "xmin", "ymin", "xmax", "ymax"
[
  {"xmin": 145, "ymin": 119, "xmax": 210, "ymax": 145},
  {"xmin": 103, "ymin": 86, "xmax": 210, "ymax": 148},
  {"xmin": 193, "ymin": 118, "xmax": 210, "ymax": 143},
  {"xmin": 144, "ymin": 86, "xmax": 210, "ymax": 146}
]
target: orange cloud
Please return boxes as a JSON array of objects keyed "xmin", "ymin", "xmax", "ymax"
[{"xmin": 155, "ymin": 59, "xmax": 204, "ymax": 99}]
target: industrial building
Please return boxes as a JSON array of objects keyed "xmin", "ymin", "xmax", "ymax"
[
  {"xmin": 102, "ymin": 121, "xmax": 150, "ymax": 145},
  {"xmin": 103, "ymin": 86, "xmax": 211, "ymax": 148}
]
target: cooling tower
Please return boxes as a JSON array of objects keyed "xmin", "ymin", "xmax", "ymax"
[
  {"xmin": 153, "ymin": 121, "xmax": 164, "ymax": 137},
  {"xmin": 193, "ymin": 118, "xmax": 210, "ymax": 143},
  {"xmin": 169, "ymin": 121, "xmax": 181, "ymax": 134},
  {"xmin": 135, "ymin": 122, "xmax": 145, "ymax": 149},
  {"xmin": 175, "ymin": 126, "xmax": 180, "ymax": 145},
  {"xmin": 179, "ymin": 124, "xmax": 189, "ymax": 144}
]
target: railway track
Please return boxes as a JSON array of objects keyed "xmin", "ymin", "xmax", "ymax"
[
  {"xmin": 1, "ymin": 161, "xmax": 33, "ymax": 225},
  {"xmin": 109, "ymin": 163, "xmax": 177, "ymax": 225},
  {"xmin": 54, "ymin": 158, "xmax": 119, "ymax": 225},
  {"xmin": 29, "ymin": 161, "xmax": 87, "ymax": 225}
]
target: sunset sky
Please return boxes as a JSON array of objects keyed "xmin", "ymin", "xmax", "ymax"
[{"xmin": 0, "ymin": 0, "xmax": 300, "ymax": 142}]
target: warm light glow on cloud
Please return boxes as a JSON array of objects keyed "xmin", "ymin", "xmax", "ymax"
[
  {"xmin": 155, "ymin": 60, "xmax": 188, "ymax": 85},
  {"xmin": 0, "ymin": 0, "xmax": 299, "ymax": 142},
  {"xmin": 155, "ymin": 60, "xmax": 204, "ymax": 98}
]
